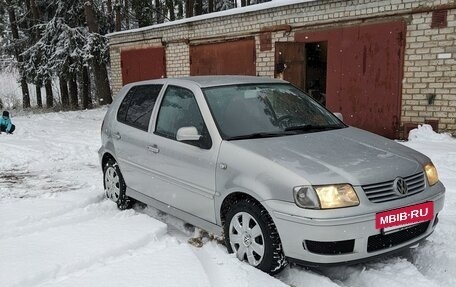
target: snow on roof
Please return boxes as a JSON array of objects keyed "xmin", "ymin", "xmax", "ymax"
[{"xmin": 107, "ymin": 0, "xmax": 318, "ymax": 38}]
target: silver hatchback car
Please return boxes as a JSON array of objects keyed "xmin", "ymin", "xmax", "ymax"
[{"xmin": 99, "ymin": 76, "xmax": 445, "ymax": 274}]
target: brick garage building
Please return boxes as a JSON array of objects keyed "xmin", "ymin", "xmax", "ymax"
[{"xmin": 107, "ymin": 0, "xmax": 456, "ymax": 138}]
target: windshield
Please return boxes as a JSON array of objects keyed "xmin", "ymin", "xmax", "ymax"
[{"xmin": 203, "ymin": 83, "xmax": 346, "ymax": 140}]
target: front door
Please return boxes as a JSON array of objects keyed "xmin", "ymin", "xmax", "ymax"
[{"xmin": 146, "ymin": 84, "xmax": 217, "ymax": 223}]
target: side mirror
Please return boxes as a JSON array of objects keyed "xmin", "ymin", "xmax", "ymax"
[
  {"xmin": 334, "ymin": 112, "xmax": 344, "ymax": 122},
  {"xmin": 176, "ymin": 126, "xmax": 202, "ymax": 142}
]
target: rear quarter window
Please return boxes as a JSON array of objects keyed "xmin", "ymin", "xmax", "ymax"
[{"xmin": 117, "ymin": 85, "xmax": 162, "ymax": 131}]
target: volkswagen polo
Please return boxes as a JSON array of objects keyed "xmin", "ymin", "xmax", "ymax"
[{"xmin": 99, "ymin": 76, "xmax": 445, "ymax": 274}]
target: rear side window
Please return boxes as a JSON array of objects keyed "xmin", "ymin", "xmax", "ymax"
[{"xmin": 117, "ymin": 85, "xmax": 162, "ymax": 131}]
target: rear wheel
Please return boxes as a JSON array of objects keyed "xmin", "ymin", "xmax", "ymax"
[
  {"xmin": 103, "ymin": 159, "xmax": 133, "ymax": 210},
  {"xmin": 224, "ymin": 199, "xmax": 287, "ymax": 274}
]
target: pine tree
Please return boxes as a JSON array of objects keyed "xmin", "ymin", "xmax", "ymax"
[
  {"xmin": 131, "ymin": 0, "xmax": 153, "ymax": 27},
  {"xmin": 84, "ymin": 0, "xmax": 112, "ymax": 105},
  {"xmin": 20, "ymin": 0, "xmax": 112, "ymax": 107},
  {"xmin": 2, "ymin": 0, "xmax": 31, "ymax": 108}
]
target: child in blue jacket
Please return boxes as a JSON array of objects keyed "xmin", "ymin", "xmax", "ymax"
[{"xmin": 0, "ymin": 111, "xmax": 15, "ymax": 134}]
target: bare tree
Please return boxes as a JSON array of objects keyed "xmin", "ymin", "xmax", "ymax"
[
  {"xmin": 154, "ymin": 0, "xmax": 164, "ymax": 23},
  {"xmin": 45, "ymin": 79, "xmax": 53, "ymax": 108},
  {"xmin": 59, "ymin": 76, "xmax": 70, "ymax": 109},
  {"xmin": 124, "ymin": 0, "xmax": 130, "ymax": 29},
  {"xmin": 35, "ymin": 84, "xmax": 42, "ymax": 108},
  {"xmin": 115, "ymin": 0, "xmax": 122, "ymax": 31},
  {"xmin": 29, "ymin": 0, "xmax": 43, "ymax": 108},
  {"xmin": 69, "ymin": 77, "xmax": 78, "ymax": 109},
  {"xmin": 81, "ymin": 66, "xmax": 92, "ymax": 109},
  {"xmin": 208, "ymin": 0, "xmax": 214, "ymax": 13},
  {"xmin": 5, "ymin": 0, "xmax": 31, "ymax": 108},
  {"xmin": 166, "ymin": 0, "xmax": 175, "ymax": 21},
  {"xmin": 195, "ymin": 0, "xmax": 202, "ymax": 15},
  {"xmin": 186, "ymin": 0, "xmax": 194, "ymax": 17},
  {"xmin": 84, "ymin": 0, "xmax": 112, "ymax": 105}
]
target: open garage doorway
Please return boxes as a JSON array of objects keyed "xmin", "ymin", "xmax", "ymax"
[
  {"xmin": 274, "ymin": 41, "xmax": 328, "ymax": 106},
  {"xmin": 306, "ymin": 42, "xmax": 327, "ymax": 106}
]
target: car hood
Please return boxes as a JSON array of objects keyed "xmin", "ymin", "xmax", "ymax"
[{"xmin": 229, "ymin": 127, "xmax": 428, "ymax": 186}]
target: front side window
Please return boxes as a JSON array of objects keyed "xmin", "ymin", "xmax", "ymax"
[
  {"xmin": 155, "ymin": 86, "xmax": 211, "ymax": 149},
  {"xmin": 203, "ymin": 83, "xmax": 346, "ymax": 140},
  {"xmin": 117, "ymin": 85, "xmax": 162, "ymax": 131}
]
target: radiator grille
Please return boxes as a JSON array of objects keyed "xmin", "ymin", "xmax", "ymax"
[{"xmin": 362, "ymin": 172, "xmax": 425, "ymax": 203}]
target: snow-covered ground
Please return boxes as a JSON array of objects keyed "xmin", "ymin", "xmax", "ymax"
[{"xmin": 0, "ymin": 109, "xmax": 455, "ymax": 287}]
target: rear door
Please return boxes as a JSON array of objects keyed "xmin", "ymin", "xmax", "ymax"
[{"xmin": 112, "ymin": 84, "xmax": 163, "ymax": 193}]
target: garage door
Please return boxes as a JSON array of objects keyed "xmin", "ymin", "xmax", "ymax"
[
  {"xmin": 121, "ymin": 47, "xmax": 166, "ymax": 85},
  {"xmin": 294, "ymin": 21, "xmax": 406, "ymax": 138},
  {"xmin": 190, "ymin": 38, "xmax": 256, "ymax": 76}
]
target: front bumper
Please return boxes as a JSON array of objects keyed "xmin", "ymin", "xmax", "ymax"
[{"xmin": 262, "ymin": 183, "xmax": 445, "ymax": 265}]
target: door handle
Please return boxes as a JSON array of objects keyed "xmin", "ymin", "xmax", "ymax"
[
  {"xmin": 147, "ymin": 145, "xmax": 160, "ymax": 154},
  {"xmin": 113, "ymin": 132, "xmax": 121, "ymax": 140}
]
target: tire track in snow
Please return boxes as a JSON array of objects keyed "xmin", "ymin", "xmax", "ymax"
[
  {"xmin": 139, "ymin": 204, "xmax": 290, "ymax": 287},
  {"xmin": 0, "ymin": 190, "xmax": 104, "ymax": 229},
  {"xmin": 311, "ymin": 256, "xmax": 441, "ymax": 287},
  {"xmin": 39, "ymin": 237, "xmax": 211, "ymax": 287},
  {"xmin": 0, "ymin": 199, "xmax": 114, "ymax": 240},
  {"xmin": 192, "ymin": 242, "xmax": 288, "ymax": 287},
  {"xmin": 0, "ymin": 209, "xmax": 168, "ymax": 287}
]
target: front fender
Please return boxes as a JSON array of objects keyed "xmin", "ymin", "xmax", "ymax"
[
  {"xmin": 215, "ymin": 141, "xmax": 305, "ymax": 225},
  {"xmin": 215, "ymin": 182, "xmax": 271, "ymax": 226}
]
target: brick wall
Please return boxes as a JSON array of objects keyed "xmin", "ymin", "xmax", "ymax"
[
  {"xmin": 402, "ymin": 8, "xmax": 456, "ymax": 132},
  {"xmin": 108, "ymin": 0, "xmax": 456, "ymax": 134}
]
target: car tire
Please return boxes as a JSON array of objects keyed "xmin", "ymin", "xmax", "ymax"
[
  {"xmin": 224, "ymin": 198, "xmax": 287, "ymax": 274},
  {"xmin": 103, "ymin": 158, "xmax": 133, "ymax": 210}
]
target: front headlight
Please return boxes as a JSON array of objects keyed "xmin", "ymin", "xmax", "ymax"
[
  {"xmin": 424, "ymin": 162, "xmax": 439, "ymax": 186},
  {"xmin": 294, "ymin": 184, "xmax": 359, "ymax": 209}
]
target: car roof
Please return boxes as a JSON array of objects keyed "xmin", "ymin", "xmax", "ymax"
[
  {"xmin": 128, "ymin": 76, "xmax": 287, "ymax": 88},
  {"xmin": 173, "ymin": 76, "xmax": 287, "ymax": 88}
]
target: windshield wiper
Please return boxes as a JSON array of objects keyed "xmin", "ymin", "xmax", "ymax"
[
  {"xmin": 284, "ymin": 124, "xmax": 343, "ymax": 132},
  {"xmin": 226, "ymin": 132, "xmax": 287, "ymax": 141}
]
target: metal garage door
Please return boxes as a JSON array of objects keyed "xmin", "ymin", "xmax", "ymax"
[
  {"xmin": 293, "ymin": 21, "xmax": 406, "ymax": 138},
  {"xmin": 190, "ymin": 38, "xmax": 256, "ymax": 76},
  {"xmin": 121, "ymin": 47, "xmax": 166, "ymax": 85}
]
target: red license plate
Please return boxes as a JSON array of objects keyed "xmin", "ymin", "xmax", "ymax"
[{"xmin": 375, "ymin": 202, "xmax": 434, "ymax": 230}]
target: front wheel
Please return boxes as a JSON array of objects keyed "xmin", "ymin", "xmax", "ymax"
[
  {"xmin": 103, "ymin": 159, "xmax": 133, "ymax": 210},
  {"xmin": 224, "ymin": 199, "xmax": 287, "ymax": 274}
]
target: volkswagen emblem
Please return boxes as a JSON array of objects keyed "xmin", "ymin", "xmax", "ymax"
[{"xmin": 393, "ymin": 177, "xmax": 408, "ymax": 195}]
